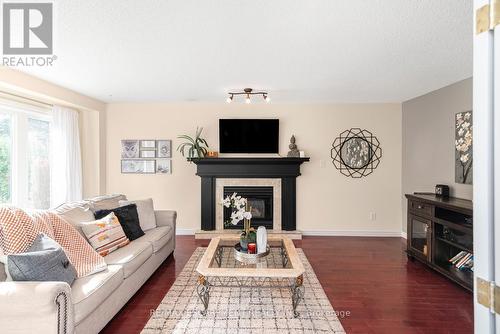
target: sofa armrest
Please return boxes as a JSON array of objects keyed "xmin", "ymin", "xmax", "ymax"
[
  {"xmin": 155, "ymin": 210, "xmax": 176, "ymax": 238},
  {"xmin": 0, "ymin": 281, "xmax": 73, "ymax": 334}
]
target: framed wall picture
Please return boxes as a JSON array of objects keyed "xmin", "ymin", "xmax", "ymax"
[
  {"xmin": 156, "ymin": 159, "xmax": 171, "ymax": 174},
  {"xmin": 121, "ymin": 140, "xmax": 140, "ymax": 159},
  {"xmin": 141, "ymin": 140, "xmax": 156, "ymax": 149},
  {"xmin": 157, "ymin": 140, "xmax": 172, "ymax": 158},
  {"xmin": 455, "ymin": 111, "xmax": 473, "ymax": 184},
  {"xmin": 121, "ymin": 160, "xmax": 156, "ymax": 174},
  {"xmin": 140, "ymin": 150, "xmax": 156, "ymax": 158}
]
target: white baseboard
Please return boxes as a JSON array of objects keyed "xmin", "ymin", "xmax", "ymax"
[
  {"xmin": 177, "ymin": 229, "xmax": 406, "ymax": 238},
  {"xmin": 301, "ymin": 230, "xmax": 403, "ymax": 237},
  {"xmin": 401, "ymin": 231, "xmax": 407, "ymax": 239},
  {"xmin": 176, "ymin": 229, "xmax": 195, "ymax": 235}
]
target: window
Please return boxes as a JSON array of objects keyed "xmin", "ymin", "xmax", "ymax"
[
  {"xmin": 0, "ymin": 113, "xmax": 11, "ymax": 204},
  {"xmin": 0, "ymin": 101, "xmax": 51, "ymax": 209}
]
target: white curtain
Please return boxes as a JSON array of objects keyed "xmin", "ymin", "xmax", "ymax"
[{"xmin": 50, "ymin": 105, "xmax": 83, "ymax": 207}]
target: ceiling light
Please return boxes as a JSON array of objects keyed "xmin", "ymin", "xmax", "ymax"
[{"xmin": 226, "ymin": 88, "xmax": 270, "ymax": 103}]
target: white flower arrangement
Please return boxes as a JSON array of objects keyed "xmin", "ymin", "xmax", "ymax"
[{"xmin": 222, "ymin": 192, "xmax": 252, "ymax": 226}]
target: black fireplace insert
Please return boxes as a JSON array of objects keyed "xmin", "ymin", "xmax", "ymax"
[{"xmin": 223, "ymin": 186, "xmax": 273, "ymax": 229}]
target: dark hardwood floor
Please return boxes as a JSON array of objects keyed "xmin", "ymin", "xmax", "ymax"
[{"xmin": 101, "ymin": 236, "xmax": 473, "ymax": 334}]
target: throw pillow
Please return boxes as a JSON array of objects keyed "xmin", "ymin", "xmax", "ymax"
[
  {"xmin": 94, "ymin": 204, "xmax": 145, "ymax": 241},
  {"xmin": 0, "ymin": 234, "xmax": 77, "ymax": 285},
  {"xmin": 119, "ymin": 198, "xmax": 157, "ymax": 231},
  {"xmin": 81, "ymin": 213, "xmax": 130, "ymax": 256}
]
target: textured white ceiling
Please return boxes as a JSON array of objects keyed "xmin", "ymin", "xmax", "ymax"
[{"xmin": 15, "ymin": 0, "xmax": 472, "ymax": 103}]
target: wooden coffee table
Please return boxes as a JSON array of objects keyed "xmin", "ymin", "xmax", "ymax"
[{"xmin": 196, "ymin": 235, "xmax": 305, "ymax": 317}]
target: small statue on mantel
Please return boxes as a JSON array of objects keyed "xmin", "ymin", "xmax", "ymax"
[{"xmin": 287, "ymin": 135, "xmax": 300, "ymax": 157}]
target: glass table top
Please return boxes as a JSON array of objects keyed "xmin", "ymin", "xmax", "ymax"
[{"xmin": 197, "ymin": 236, "xmax": 304, "ymax": 279}]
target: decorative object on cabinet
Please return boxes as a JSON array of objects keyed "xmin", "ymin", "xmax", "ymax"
[
  {"xmin": 287, "ymin": 135, "xmax": 300, "ymax": 157},
  {"xmin": 435, "ymin": 184, "xmax": 450, "ymax": 198},
  {"xmin": 331, "ymin": 128, "xmax": 382, "ymax": 178},
  {"xmin": 455, "ymin": 111, "xmax": 473, "ymax": 184},
  {"xmin": 405, "ymin": 193, "xmax": 473, "ymax": 291}
]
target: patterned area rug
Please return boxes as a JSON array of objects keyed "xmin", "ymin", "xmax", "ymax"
[{"xmin": 142, "ymin": 247, "xmax": 346, "ymax": 334}]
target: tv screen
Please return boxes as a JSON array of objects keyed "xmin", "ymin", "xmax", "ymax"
[{"xmin": 219, "ymin": 119, "xmax": 279, "ymax": 153}]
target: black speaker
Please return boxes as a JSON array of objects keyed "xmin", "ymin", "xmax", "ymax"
[{"xmin": 435, "ymin": 184, "xmax": 450, "ymax": 198}]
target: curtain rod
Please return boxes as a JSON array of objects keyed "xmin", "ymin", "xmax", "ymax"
[{"xmin": 0, "ymin": 90, "xmax": 53, "ymax": 108}]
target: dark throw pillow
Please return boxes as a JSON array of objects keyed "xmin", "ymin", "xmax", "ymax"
[
  {"xmin": 94, "ymin": 204, "xmax": 145, "ymax": 241},
  {"xmin": 5, "ymin": 234, "xmax": 77, "ymax": 285}
]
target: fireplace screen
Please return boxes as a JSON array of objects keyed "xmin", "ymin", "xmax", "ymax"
[{"xmin": 223, "ymin": 186, "xmax": 273, "ymax": 229}]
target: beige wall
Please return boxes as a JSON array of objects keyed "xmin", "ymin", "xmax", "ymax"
[
  {"xmin": 106, "ymin": 103, "xmax": 402, "ymax": 234},
  {"xmin": 402, "ymin": 78, "xmax": 473, "ymax": 232}
]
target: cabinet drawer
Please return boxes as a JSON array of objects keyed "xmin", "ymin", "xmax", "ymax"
[{"xmin": 409, "ymin": 200, "xmax": 433, "ymax": 217}]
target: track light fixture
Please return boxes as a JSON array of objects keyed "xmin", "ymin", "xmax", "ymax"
[{"xmin": 226, "ymin": 88, "xmax": 270, "ymax": 103}]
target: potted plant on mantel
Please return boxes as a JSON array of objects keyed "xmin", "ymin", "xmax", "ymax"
[
  {"xmin": 177, "ymin": 126, "xmax": 209, "ymax": 159},
  {"xmin": 222, "ymin": 193, "xmax": 255, "ymax": 251}
]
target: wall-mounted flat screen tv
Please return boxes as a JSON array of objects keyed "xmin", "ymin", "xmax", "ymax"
[{"xmin": 219, "ymin": 119, "xmax": 279, "ymax": 153}]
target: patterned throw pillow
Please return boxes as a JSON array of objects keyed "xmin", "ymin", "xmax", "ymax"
[{"xmin": 81, "ymin": 212, "xmax": 130, "ymax": 256}]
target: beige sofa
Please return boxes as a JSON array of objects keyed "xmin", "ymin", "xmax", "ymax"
[{"xmin": 0, "ymin": 194, "xmax": 176, "ymax": 334}]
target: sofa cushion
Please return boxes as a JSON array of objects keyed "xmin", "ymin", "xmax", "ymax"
[
  {"xmin": 104, "ymin": 240, "xmax": 152, "ymax": 278},
  {"xmin": 53, "ymin": 201, "xmax": 94, "ymax": 237},
  {"xmin": 119, "ymin": 198, "xmax": 157, "ymax": 231},
  {"xmin": 141, "ymin": 226, "xmax": 173, "ymax": 253},
  {"xmin": 72, "ymin": 265, "xmax": 123, "ymax": 325},
  {"xmin": 88, "ymin": 194, "xmax": 127, "ymax": 212}
]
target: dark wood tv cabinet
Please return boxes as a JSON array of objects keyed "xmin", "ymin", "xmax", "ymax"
[{"xmin": 405, "ymin": 193, "xmax": 473, "ymax": 291}]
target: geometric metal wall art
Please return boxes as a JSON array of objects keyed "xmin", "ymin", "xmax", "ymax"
[{"xmin": 331, "ymin": 128, "xmax": 382, "ymax": 178}]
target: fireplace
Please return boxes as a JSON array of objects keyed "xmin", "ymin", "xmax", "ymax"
[
  {"xmin": 189, "ymin": 157, "xmax": 309, "ymax": 234},
  {"xmin": 223, "ymin": 186, "xmax": 273, "ymax": 230}
]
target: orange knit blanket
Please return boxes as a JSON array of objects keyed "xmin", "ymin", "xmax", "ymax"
[{"xmin": 0, "ymin": 206, "xmax": 106, "ymax": 277}]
